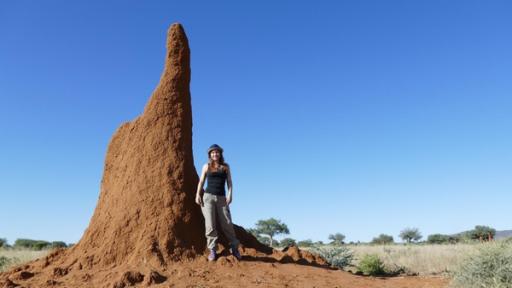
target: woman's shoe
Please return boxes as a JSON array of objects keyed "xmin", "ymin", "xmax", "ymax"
[
  {"xmin": 231, "ymin": 245, "xmax": 242, "ymax": 260},
  {"xmin": 208, "ymin": 249, "xmax": 217, "ymax": 261}
]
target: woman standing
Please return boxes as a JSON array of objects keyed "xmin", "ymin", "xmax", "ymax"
[{"xmin": 195, "ymin": 144, "xmax": 241, "ymax": 261}]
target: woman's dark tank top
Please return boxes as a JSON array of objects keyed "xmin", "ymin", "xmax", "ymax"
[{"xmin": 205, "ymin": 166, "xmax": 227, "ymax": 196}]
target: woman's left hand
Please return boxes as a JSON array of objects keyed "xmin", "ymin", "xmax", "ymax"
[{"xmin": 226, "ymin": 195, "xmax": 232, "ymax": 206}]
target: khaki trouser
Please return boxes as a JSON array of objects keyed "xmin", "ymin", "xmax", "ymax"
[{"xmin": 201, "ymin": 193, "xmax": 240, "ymax": 250}]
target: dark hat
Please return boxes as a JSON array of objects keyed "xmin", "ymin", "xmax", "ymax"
[{"xmin": 207, "ymin": 144, "xmax": 223, "ymax": 155}]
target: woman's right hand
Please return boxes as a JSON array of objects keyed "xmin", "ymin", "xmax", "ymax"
[{"xmin": 195, "ymin": 193, "xmax": 204, "ymax": 207}]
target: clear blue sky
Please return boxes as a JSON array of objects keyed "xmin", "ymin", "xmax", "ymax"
[{"xmin": 1, "ymin": 0, "xmax": 511, "ymax": 245}]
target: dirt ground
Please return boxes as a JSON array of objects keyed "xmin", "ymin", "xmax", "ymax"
[
  {"xmin": 2, "ymin": 253, "xmax": 448, "ymax": 288},
  {"xmin": 144, "ymin": 257, "xmax": 449, "ymax": 288}
]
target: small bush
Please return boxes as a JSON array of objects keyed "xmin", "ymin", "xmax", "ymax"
[
  {"xmin": 451, "ymin": 241, "xmax": 512, "ymax": 288},
  {"xmin": 357, "ymin": 254, "xmax": 385, "ymax": 276},
  {"xmin": 310, "ymin": 246, "xmax": 353, "ymax": 269}
]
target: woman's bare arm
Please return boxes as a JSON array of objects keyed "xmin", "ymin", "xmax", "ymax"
[
  {"xmin": 226, "ymin": 165, "xmax": 233, "ymax": 205},
  {"xmin": 195, "ymin": 164, "xmax": 208, "ymax": 206}
]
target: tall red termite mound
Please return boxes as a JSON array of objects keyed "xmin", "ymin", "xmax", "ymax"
[
  {"xmin": 74, "ymin": 22, "xmax": 205, "ymax": 266},
  {"xmin": 0, "ymin": 23, "xmax": 325, "ymax": 288}
]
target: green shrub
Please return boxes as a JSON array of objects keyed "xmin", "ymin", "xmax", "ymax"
[
  {"xmin": 357, "ymin": 254, "xmax": 385, "ymax": 276},
  {"xmin": 310, "ymin": 246, "xmax": 353, "ymax": 269},
  {"xmin": 0, "ymin": 238, "xmax": 7, "ymax": 248},
  {"xmin": 451, "ymin": 241, "xmax": 512, "ymax": 288}
]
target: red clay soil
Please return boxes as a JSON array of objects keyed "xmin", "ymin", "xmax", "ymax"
[
  {"xmin": 0, "ymin": 23, "xmax": 448, "ymax": 288},
  {"xmin": 0, "ymin": 247, "xmax": 448, "ymax": 288},
  {"xmin": 1, "ymin": 247, "xmax": 448, "ymax": 288}
]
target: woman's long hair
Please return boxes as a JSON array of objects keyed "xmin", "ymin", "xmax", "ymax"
[{"xmin": 208, "ymin": 151, "xmax": 228, "ymax": 172}]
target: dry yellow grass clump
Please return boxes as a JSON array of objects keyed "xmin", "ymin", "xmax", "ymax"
[{"xmin": 0, "ymin": 248, "xmax": 50, "ymax": 272}]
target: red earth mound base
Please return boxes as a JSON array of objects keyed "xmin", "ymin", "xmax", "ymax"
[
  {"xmin": 0, "ymin": 247, "xmax": 448, "ymax": 288},
  {"xmin": 0, "ymin": 243, "xmax": 326, "ymax": 288}
]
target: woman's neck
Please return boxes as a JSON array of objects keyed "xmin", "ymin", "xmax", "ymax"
[{"xmin": 210, "ymin": 161, "xmax": 222, "ymax": 171}]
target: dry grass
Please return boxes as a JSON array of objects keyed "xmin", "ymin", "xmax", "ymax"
[
  {"xmin": 0, "ymin": 248, "xmax": 50, "ymax": 272},
  {"xmin": 451, "ymin": 241, "xmax": 512, "ymax": 288},
  {"xmin": 299, "ymin": 243, "xmax": 482, "ymax": 276},
  {"xmin": 346, "ymin": 243, "xmax": 478, "ymax": 276}
]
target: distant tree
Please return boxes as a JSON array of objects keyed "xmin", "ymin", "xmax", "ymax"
[
  {"xmin": 259, "ymin": 238, "xmax": 279, "ymax": 247},
  {"xmin": 14, "ymin": 239, "xmax": 51, "ymax": 250},
  {"xmin": 51, "ymin": 241, "xmax": 67, "ymax": 248},
  {"xmin": 427, "ymin": 234, "xmax": 458, "ymax": 244},
  {"xmin": 297, "ymin": 239, "xmax": 314, "ymax": 247},
  {"xmin": 0, "ymin": 238, "xmax": 7, "ymax": 248},
  {"xmin": 328, "ymin": 233, "xmax": 346, "ymax": 246},
  {"xmin": 399, "ymin": 228, "xmax": 422, "ymax": 243},
  {"xmin": 248, "ymin": 228, "xmax": 274, "ymax": 245},
  {"xmin": 253, "ymin": 218, "xmax": 290, "ymax": 248},
  {"xmin": 256, "ymin": 236, "xmax": 280, "ymax": 247},
  {"xmin": 33, "ymin": 241, "xmax": 51, "ymax": 250},
  {"xmin": 371, "ymin": 234, "xmax": 394, "ymax": 245},
  {"xmin": 14, "ymin": 238, "xmax": 35, "ymax": 249},
  {"xmin": 468, "ymin": 225, "xmax": 496, "ymax": 241},
  {"xmin": 247, "ymin": 228, "xmax": 259, "ymax": 237},
  {"xmin": 280, "ymin": 238, "xmax": 297, "ymax": 247},
  {"xmin": 314, "ymin": 241, "xmax": 324, "ymax": 246}
]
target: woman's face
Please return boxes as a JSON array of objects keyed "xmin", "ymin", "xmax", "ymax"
[{"xmin": 210, "ymin": 150, "xmax": 221, "ymax": 161}]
